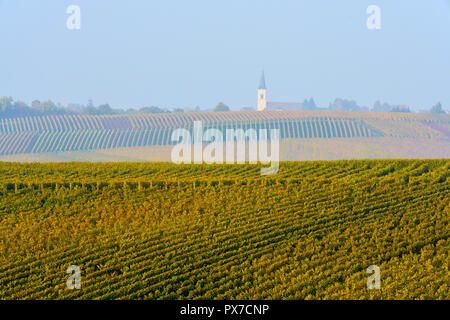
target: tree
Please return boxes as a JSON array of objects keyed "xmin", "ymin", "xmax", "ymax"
[
  {"xmin": 372, "ymin": 101, "xmax": 392, "ymax": 112},
  {"xmin": 139, "ymin": 106, "xmax": 166, "ymax": 114},
  {"xmin": 329, "ymin": 98, "xmax": 360, "ymax": 111},
  {"xmin": 97, "ymin": 104, "xmax": 114, "ymax": 115},
  {"xmin": 83, "ymin": 106, "xmax": 98, "ymax": 115},
  {"xmin": 373, "ymin": 100, "xmax": 382, "ymax": 111},
  {"xmin": 37, "ymin": 100, "xmax": 58, "ymax": 113},
  {"xmin": 214, "ymin": 102, "xmax": 230, "ymax": 112},
  {"xmin": 308, "ymin": 98, "xmax": 317, "ymax": 110},
  {"xmin": 302, "ymin": 98, "xmax": 317, "ymax": 110},
  {"xmin": 13, "ymin": 101, "xmax": 29, "ymax": 109},
  {"xmin": 382, "ymin": 103, "xmax": 391, "ymax": 112},
  {"xmin": 390, "ymin": 105, "xmax": 410, "ymax": 113},
  {"xmin": 430, "ymin": 102, "xmax": 445, "ymax": 114},
  {"xmin": 0, "ymin": 96, "xmax": 13, "ymax": 113},
  {"xmin": 31, "ymin": 100, "xmax": 41, "ymax": 108}
]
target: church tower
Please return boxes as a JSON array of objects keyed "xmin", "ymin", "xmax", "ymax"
[{"xmin": 257, "ymin": 71, "xmax": 267, "ymax": 111}]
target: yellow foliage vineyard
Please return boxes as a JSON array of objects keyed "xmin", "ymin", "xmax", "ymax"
[{"xmin": 0, "ymin": 160, "xmax": 448, "ymax": 299}]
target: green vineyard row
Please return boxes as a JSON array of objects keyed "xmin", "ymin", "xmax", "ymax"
[
  {"xmin": 0, "ymin": 111, "xmax": 448, "ymax": 156},
  {"xmin": 2, "ymin": 111, "xmax": 445, "ymax": 133},
  {"xmin": 0, "ymin": 118, "xmax": 382, "ymax": 155},
  {"xmin": 0, "ymin": 160, "xmax": 448, "ymax": 299}
]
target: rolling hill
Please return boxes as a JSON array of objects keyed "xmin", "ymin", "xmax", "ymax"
[
  {"xmin": 0, "ymin": 160, "xmax": 448, "ymax": 299},
  {"xmin": 0, "ymin": 111, "xmax": 448, "ymax": 161}
]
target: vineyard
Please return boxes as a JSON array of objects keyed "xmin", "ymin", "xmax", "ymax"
[
  {"xmin": 0, "ymin": 160, "xmax": 448, "ymax": 299},
  {"xmin": 0, "ymin": 111, "xmax": 448, "ymax": 157}
]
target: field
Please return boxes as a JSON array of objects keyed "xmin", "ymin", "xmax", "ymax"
[
  {"xmin": 0, "ymin": 111, "xmax": 449, "ymax": 161},
  {"xmin": 0, "ymin": 160, "xmax": 448, "ymax": 299}
]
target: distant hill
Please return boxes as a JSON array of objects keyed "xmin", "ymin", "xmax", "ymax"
[{"xmin": 0, "ymin": 111, "xmax": 448, "ymax": 161}]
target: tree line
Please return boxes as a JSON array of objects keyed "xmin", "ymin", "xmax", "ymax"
[{"xmin": 0, "ymin": 96, "xmax": 447, "ymax": 118}]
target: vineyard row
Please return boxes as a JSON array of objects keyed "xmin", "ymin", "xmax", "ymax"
[{"xmin": 0, "ymin": 118, "xmax": 382, "ymax": 155}]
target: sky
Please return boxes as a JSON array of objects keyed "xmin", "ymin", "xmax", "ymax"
[{"xmin": 1, "ymin": 0, "xmax": 449, "ymax": 111}]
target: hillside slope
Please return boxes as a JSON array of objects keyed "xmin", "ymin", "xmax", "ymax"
[
  {"xmin": 0, "ymin": 160, "xmax": 448, "ymax": 299},
  {"xmin": 0, "ymin": 111, "xmax": 448, "ymax": 161}
]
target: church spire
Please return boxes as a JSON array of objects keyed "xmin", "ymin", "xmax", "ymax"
[
  {"xmin": 258, "ymin": 70, "xmax": 266, "ymax": 90},
  {"xmin": 257, "ymin": 70, "xmax": 267, "ymax": 111}
]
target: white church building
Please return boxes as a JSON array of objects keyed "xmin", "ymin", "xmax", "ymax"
[{"xmin": 257, "ymin": 71, "xmax": 304, "ymax": 111}]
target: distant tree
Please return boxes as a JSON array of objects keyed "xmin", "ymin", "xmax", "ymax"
[
  {"xmin": 0, "ymin": 96, "xmax": 13, "ymax": 113},
  {"xmin": 302, "ymin": 98, "xmax": 317, "ymax": 110},
  {"xmin": 173, "ymin": 108, "xmax": 184, "ymax": 113},
  {"xmin": 13, "ymin": 101, "xmax": 29, "ymax": 109},
  {"xmin": 67, "ymin": 103, "xmax": 85, "ymax": 112},
  {"xmin": 382, "ymin": 103, "xmax": 391, "ymax": 112},
  {"xmin": 372, "ymin": 100, "xmax": 385, "ymax": 112},
  {"xmin": 0, "ymin": 97, "xmax": 70, "ymax": 117},
  {"xmin": 372, "ymin": 101, "xmax": 391, "ymax": 112},
  {"xmin": 10, "ymin": 101, "xmax": 37, "ymax": 117},
  {"xmin": 302, "ymin": 99, "xmax": 308, "ymax": 109},
  {"xmin": 373, "ymin": 100, "xmax": 382, "ymax": 111},
  {"xmin": 139, "ymin": 106, "xmax": 166, "ymax": 114},
  {"xmin": 97, "ymin": 104, "xmax": 114, "ymax": 115},
  {"xmin": 390, "ymin": 105, "xmax": 410, "ymax": 113},
  {"xmin": 83, "ymin": 105, "xmax": 97, "ymax": 115},
  {"xmin": 214, "ymin": 102, "xmax": 230, "ymax": 112},
  {"xmin": 40, "ymin": 100, "xmax": 59, "ymax": 113},
  {"xmin": 31, "ymin": 100, "xmax": 41, "ymax": 108},
  {"xmin": 430, "ymin": 102, "xmax": 445, "ymax": 114},
  {"xmin": 329, "ymin": 98, "xmax": 360, "ymax": 111},
  {"xmin": 0, "ymin": 97, "xmax": 43, "ymax": 117}
]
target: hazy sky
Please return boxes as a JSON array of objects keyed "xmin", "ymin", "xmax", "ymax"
[{"xmin": 1, "ymin": 0, "xmax": 449, "ymax": 110}]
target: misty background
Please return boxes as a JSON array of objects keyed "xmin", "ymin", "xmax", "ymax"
[{"xmin": 1, "ymin": 0, "xmax": 449, "ymax": 111}]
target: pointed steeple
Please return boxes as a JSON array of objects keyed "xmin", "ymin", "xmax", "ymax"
[
  {"xmin": 258, "ymin": 70, "xmax": 266, "ymax": 90},
  {"xmin": 257, "ymin": 70, "xmax": 267, "ymax": 111}
]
